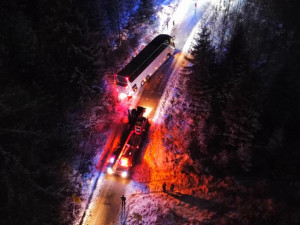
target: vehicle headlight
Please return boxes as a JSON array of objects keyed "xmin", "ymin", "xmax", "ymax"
[
  {"xmin": 121, "ymin": 171, "xmax": 128, "ymax": 178},
  {"xmin": 109, "ymin": 156, "xmax": 115, "ymax": 163},
  {"xmin": 107, "ymin": 167, "xmax": 113, "ymax": 174},
  {"xmin": 119, "ymin": 93, "xmax": 127, "ymax": 100}
]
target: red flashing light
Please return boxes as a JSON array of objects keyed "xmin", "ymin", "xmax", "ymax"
[
  {"xmin": 126, "ymin": 77, "xmax": 129, "ymax": 80},
  {"xmin": 108, "ymin": 156, "xmax": 115, "ymax": 163},
  {"xmin": 120, "ymin": 157, "xmax": 129, "ymax": 167}
]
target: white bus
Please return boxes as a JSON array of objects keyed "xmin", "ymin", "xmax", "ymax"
[{"xmin": 115, "ymin": 34, "xmax": 175, "ymax": 100}]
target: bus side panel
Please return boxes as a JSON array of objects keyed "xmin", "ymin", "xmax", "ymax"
[{"xmin": 131, "ymin": 45, "xmax": 175, "ymax": 90}]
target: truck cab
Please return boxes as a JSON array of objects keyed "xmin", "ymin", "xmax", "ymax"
[{"xmin": 106, "ymin": 107, "xmax": 149, "ymax": 178}]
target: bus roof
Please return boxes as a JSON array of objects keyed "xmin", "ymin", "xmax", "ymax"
[{"xmin": 117, "ymin": 34, "xmax": 171, "ymax": 82}]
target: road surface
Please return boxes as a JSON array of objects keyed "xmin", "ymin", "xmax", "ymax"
[
  {"xmin": 136, "ymin": 3, "xmax": 204, "ymax": 119},
  {"xmin": 82, "ymin": 1, "xmax": 209, "ymax": 225}
]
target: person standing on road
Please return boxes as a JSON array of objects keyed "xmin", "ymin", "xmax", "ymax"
[{"xmin": 121, "ymin": 195, "xmax": 126, "ymax": 207}]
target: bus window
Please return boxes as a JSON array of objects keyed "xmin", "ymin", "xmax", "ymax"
[{"xmin": 117, "ymin": 76, "xmax": 128, "ymax": 86}]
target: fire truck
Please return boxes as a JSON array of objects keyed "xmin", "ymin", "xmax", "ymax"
[{"xmin": 107, "ymin": 107, "xmax": 149, "ymax": 178}]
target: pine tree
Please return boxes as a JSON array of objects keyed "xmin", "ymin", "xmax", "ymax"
[
  {"xmin": 185, "ymin": 27, "xmax": 220, "ymax": 164},
  {"xmin": 186, "ymin": 27, "xmax": 216, "ymax": 98},
  {"xmin": 138, "ymin": 0, "xmax": 154, "ymax": 20},
  {"xmin": 0, "ymin": 0, "xmax": 102, "ymax": 224},
  {"xmin": 221, "ymin": 24, "xmax": 260, "ymax": 172}
]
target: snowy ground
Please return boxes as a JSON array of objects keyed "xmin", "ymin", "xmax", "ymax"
[
  {"xmin": 72, "ymin": 1, "xmax": 185, "ymax": 224},
  {"xmin": 122, "ymin": 0, "xmax": 252, "ymax": 224},
  {"xmin": 73, "ymin": 0, "xmax": 253, "ymax": 225}
]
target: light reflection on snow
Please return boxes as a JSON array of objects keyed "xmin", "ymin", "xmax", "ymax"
[
  {"xmin": 126, "ymin": 180, "xmax": 150, "ymax": 196},
  {"xmin": 80, "ymin": 0, "xmax": 249, "ymax": 224},
  {"xmin": 182, "ymin": 18, "xmax": 200, "ymax": 53},
  {"xmin": 160, "ymin": 0, "xmax": 191, "ymax": 34}
]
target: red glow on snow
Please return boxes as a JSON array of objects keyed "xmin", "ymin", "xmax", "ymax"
[{"xmin": 96, "ymin": 125, "xmax": 122, "ymax": 169}]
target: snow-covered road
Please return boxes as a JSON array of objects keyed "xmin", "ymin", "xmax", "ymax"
[
  {"xmin": 135, "ymin": 0, "xmax": 209, "ymax": 120},
  {"xmin": 81, "ymin": 1, "xmax": 214, "ymax": 224}
]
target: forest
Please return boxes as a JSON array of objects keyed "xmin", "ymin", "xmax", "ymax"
[
  {"xmin": 0, "ymin": 0, "xmax": 153, "ymax": 224},
  {"xmin": 186, "ymin": 0, "xmax": 300, "ymax": 223},
  {"xmin": 0, "ymin": 0, "xmax": 299, "ymax": 224}
]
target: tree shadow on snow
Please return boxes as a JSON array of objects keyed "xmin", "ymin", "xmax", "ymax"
[{"xmin": 166, "ymin": 191, "xmax": 230, "ymax": 213}]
